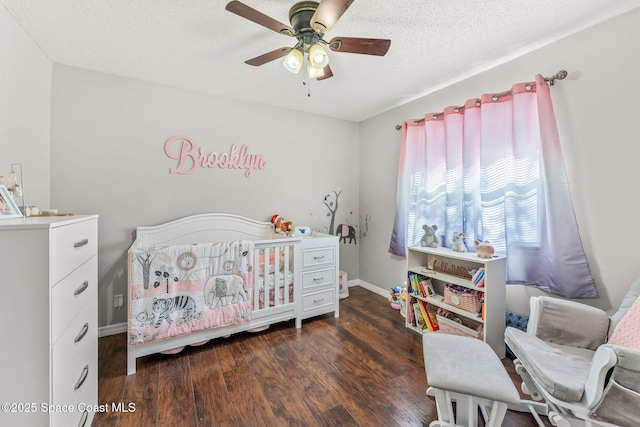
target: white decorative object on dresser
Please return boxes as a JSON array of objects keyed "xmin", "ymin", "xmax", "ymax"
[
  {"xmin": 297, "ymin": 232, "xmax": 339, "ymax": 327},
  {"xmin": 406, "ymin": 246, "xmax": 506, "ymax": 358},
  {"xmin": 0, "ymin": 215, "xmax": 98, "ymax": 427}
]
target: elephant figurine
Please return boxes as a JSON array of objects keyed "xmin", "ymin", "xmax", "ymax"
[{"xmin": 336, "ymin": 224, "xmax": 357, "ymax": 244}]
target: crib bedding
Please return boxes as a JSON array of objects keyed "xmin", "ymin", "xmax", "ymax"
[{"xmin": 128, "ymin": 240, "xmax": 255, "ymax": 345}]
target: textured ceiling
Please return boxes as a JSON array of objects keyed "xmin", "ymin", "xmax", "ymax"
[{"xmin": 2, "ymin": 0, "xmax": 640, "ymax": 122}]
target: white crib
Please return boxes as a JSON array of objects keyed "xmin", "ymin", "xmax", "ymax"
[{"xmin": 126, "ymin": 213, "xmax": 301, "ymax": 375}]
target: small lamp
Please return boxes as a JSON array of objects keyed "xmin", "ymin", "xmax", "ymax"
[
  {"xmin": 307, "ymin": 61, "xmax": 325, "ymax": 79},
  {"xmin": 308, "ymin": 43, "xmax": 329, "ymax": 69},
  {"xmin": 283, "ymin": 48, "xmax": 303, "ymax": 74}
]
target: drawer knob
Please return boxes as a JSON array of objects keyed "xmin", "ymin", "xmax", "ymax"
[
  {"xmin": 74, "ymin": 365, "xmax": 89, "ymax": 391},
  {"xmin": 313, "ymin": 277, "xmax": 325, "ymax": 281},
  {"xmin": 313, "ymin": 298, "xmax": 325, "ymax": 304},
  {"xmin": 313, "ymin": 255, "xmax": 325, "ymax": 260},
  {"xmin": 75, "ymin": 323, "xmax": 89, "ymax": 343},
  {"xmin": 74, "ymin": 281, "xmax": 89, "ymax": 296},
  {"xmin": 74, "ymin": 238, "xmax": 89, "ymax": 248}
]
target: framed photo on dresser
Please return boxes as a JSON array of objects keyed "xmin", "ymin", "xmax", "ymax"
[{"xmin": 0, "ymin": 185, "xmax": 22, "ymax": 219}]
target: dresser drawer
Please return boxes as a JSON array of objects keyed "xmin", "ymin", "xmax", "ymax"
[
  {"xmin": 302, "ymin": 247, "xmax": 336, "ymax": 268},
  {"xmin": 302, "ymin": 289, "xmax": 335, "ymax": 312},
  {"xmin": 52, "ymin": 371, "xmax": 97, "ymax": 427},
  {"xmin": 302, "ymin": 267, "xmax": 335, "ymax": 290},
  {"xmin": 50, "ymin": 360, "xmax": 97, "ymax": 427},
  {"xmin": 52, "ymin": 297, "xmax": 97, "ymax": 409},
  {"xmin": 51, "ymin": 256, "xmax": 97, "ymax": 344},
  {"xmin": 51, "ymin": 219, "xmax": 98, "ymax": 285}
]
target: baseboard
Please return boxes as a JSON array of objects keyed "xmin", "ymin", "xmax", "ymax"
[
  {"xmin": 98, "ymin": 281, "xmax": 386, "ymax": 337},
  {"xmin": 349, "ymin": 279, "xmax": 388, "ymax": 298},
  {"xmin": 99, "ymin": 322, "xmax": 127, "ymax": 337}
]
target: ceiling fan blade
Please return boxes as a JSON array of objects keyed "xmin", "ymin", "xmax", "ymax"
[
  {"xmin": 328, "ymin": 37, "xmax": 391, "ymax": 56},
  {"xmin": 225, "ymin": 1, "xmax": 294, "ymax": 36},
  {"xmin": 310, "ymin": 0, "xmax": 354, "ymax": 33},
  {"xmin": 316, "ymin": 64, "xmax": 334, "ymax": 81},
  {"xmin": 245, "ymin": 47, "xmax": 292, "ymax": 66}
]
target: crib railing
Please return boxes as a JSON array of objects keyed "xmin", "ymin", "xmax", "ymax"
[{"xmin": 253, "ymin": 240, "xmax": 299, "ymax": 310}]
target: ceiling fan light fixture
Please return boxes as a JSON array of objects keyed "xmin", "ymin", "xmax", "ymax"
[
  {"xmin": 282, "ymin": 48, "xmax": 303, "ymax": 74},
  {"xmin": 307, "ymin": 60, "xmax": 325, "ymax": 79},
  {"xmin": 308, "ymin": 43, "xmax": 329, "ymax": 68}
]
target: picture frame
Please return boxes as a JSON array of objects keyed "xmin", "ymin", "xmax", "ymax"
[{"xmin": 0, "ymin": 185, "xmax": 23, "ymax": 219}]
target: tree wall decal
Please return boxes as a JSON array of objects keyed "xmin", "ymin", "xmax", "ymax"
[{"xmin": 323, "ymin": 189, "xmax": 342, "ymax": 235}]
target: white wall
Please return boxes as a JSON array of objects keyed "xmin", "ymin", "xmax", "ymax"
[
  {"xmin": 50, "ymin": 66, "xmax": 360, "ymax": 327},
  {"xmin": 0, "ymin": 5, "xmax": 51, "ymax": 207},
  {"xmin": 359, "ymin": 8, "xmax": 640, "ymax": 316}
]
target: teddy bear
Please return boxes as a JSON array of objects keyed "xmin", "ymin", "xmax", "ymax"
[
  {"xmin": 451, "ymin": 232, "xmax": 467, "ymax": 252},
  {"xmin": 270, "ymin": 214, "xmax": 293, "ymax": 236},
  {"xmin": 420, "ymin": 224, "xmax": 439, "ymax": 248},
  {"xmin": 474, "ymin": 239, "xmax": 495, "ymax": 258}
]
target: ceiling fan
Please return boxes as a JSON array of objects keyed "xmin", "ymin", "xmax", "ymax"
[{"xmin": 225, "ymin": 0, "xmax": 391, "ymax": 81}]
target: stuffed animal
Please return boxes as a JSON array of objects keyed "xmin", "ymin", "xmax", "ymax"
[
  {"xmin": 420, "ymin": 224, "xmax": 439, "ymax": 248},
  {"xmin": 270, "ymin": 214, "xmax": 293, "ymax": 236},
  {"xmin": 474, "ymin": 239, "xmax": 495, "ymax": 258},
  {"xmin": 451, "ymin": 232, "xmax": 467, "ymax": 252}
]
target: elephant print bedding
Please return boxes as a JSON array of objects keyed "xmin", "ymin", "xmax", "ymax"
[{"xmin": 128, "ymin": 240, "xmax": 254, "ymax": 345}]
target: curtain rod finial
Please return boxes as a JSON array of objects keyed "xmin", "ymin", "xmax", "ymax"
[
  {"xmin": 395, "ymin": 124, "xmax": 402, "ymax": 131},
  {"xmin": 546, "ymin": 70, "xmax": 568, "ymax": 86}
]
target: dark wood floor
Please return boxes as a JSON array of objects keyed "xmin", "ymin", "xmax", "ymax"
[{"xmin": 93, "ymin": 286, "xmax": 546, "ymax": 427}]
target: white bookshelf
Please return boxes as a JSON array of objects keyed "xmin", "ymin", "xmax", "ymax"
[{"xmin": 406, "ymin": 246, "xmax": 506, "ymax": 358}]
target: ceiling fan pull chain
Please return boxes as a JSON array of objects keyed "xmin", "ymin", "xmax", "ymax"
[{"xmin": 301, "ymin": 69, "xmax": 311, "ymax": 97}]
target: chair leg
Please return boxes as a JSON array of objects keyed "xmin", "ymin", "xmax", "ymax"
[
  {"xmin": 428, "ymin": 387, "xmax": 455, "ymax": 426},
  {"xmin": 484, "ymin": 401, "xmax": 508, "ymax": 427},
  {"xmin": 514, "ymin": 359, "xmax": 544, "ymax": 401}
]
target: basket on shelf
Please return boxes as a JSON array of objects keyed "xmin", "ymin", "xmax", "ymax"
[
  {"xmin": 443, "ymin": 284, "xmax": 481, "ymax": 313},
  {"xmin": 436, "ymin": 314, "xmax": 483, "ymax": 339}
]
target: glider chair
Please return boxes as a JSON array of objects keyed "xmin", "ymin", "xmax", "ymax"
[{"xmin": 505, "ymin": 277, "xmax": 640, "ymax": 427}]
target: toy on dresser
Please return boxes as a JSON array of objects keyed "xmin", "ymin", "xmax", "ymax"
[
  {"xmin": 420, "ymin": 224, "xmax": 439, "ymax": 248},
  {"xmin": 451, "ymin": 232, "xmax": 467, "ymax": 252},
  {"xmin": 474, "ymin": 239, "xmax": 495, "ymax": 258},
  {"xmin": 270, "ymin": 214, "xmax": 293, "ymax": 236}
]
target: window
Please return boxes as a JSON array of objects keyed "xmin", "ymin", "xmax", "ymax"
[{"xmin": 390, "ymin": 76, "xmax": 597, "ymax": 298}]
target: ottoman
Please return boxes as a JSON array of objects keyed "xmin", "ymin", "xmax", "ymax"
[{"xmin": 423, "ymin": 333, "xmax": 521, "ymax": 427}]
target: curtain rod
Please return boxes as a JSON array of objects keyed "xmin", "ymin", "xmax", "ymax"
[{"xmin": 394, "ymin": 70, "xmax": 568, "ymax": 130}]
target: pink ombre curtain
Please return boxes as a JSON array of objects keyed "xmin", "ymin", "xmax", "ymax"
[{"xmin": 390, "ymin": 75, "xmax": 597, "ymax": 298}]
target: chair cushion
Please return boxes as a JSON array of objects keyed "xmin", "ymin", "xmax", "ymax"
[
  {"xmin": 505, "ymin": 327, "xmax": 595, "ymax": 402},
  {"xmin": 608, "ymin": 295, "xmax": 640, "ymax": 351}
]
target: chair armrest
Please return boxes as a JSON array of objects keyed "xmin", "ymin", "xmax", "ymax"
[
  {"xmin": 584, "ymin": 345, "xmax": 618, "ymax": 408},
  {"xmin": 605, "ymin": 344, "xmax": 640, "ymax": 394},
  {"xmin": 528, "ymin": 296, "xmax": 609, "ymax": 349},
  {"xmin": 585, "ymin": 345, "xmax": 640, "ymax": 425}
]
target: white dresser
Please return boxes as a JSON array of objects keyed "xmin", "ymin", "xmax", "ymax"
[
  {"xmin": 0, "ymin": 215, "xmax": 98, "ymax": 427},
  {"xmin": 296, "ymin": 233, "xmax": 339, "ymax": 327}
]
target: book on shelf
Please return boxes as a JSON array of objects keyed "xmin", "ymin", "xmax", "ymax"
[
  {"xmin": 408, "ymin": 272, "xmax": 420, "ymax": 295},
  {"xmin": 418, "ymin": 278, "xmax": 432, "ymax": 298},
  {"xmin": 476, "ymin": 297, "xmax": 485, "ymax": 320},
  {"xmin": 417, "ymin": 299, "xmax": 439, "ymax": 331},
  {"xmin": 408, "ymin": 272, "xmax": 431, "ymax": 298},
  {"xmin": 406, "ymin": 298, "xmax": 415, "ymax": 326},
  {"xmin": 412, "ymin": 301, "xmax": 427, "ymax": 330}
]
